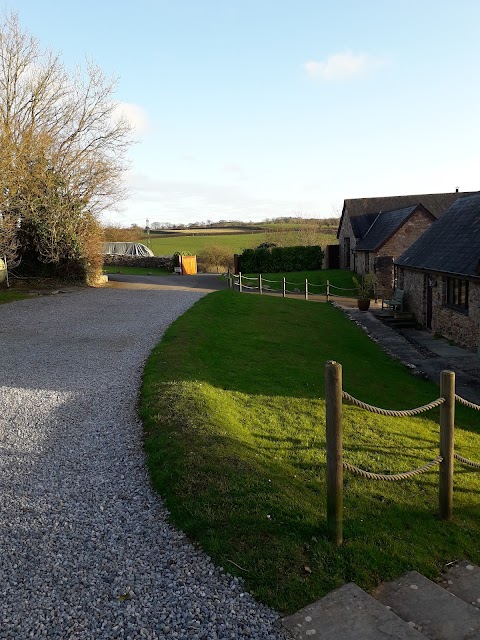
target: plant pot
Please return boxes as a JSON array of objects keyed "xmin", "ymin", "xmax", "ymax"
[{"xmin": 357, "ymin": 298, "xmax": 371, "ymax": 311}]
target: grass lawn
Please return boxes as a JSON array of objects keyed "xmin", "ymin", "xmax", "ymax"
[
  {"xmin": 243, "ymin": 269, "xmax": 357, "ymax": 297},
  {"xmin": 145, "ymin": 232, "xmax": 337, "ymax": 257},
  {"xmin": 0, "ymin": 290, "xmax": 32, "ymax": 303},
  {"xmin": 103, "ymin": 265, "xmax": 172, "ymax": 276},
  {"xmin": 141, "ymin": 291, "xmax": 480, "ymax": 614}
]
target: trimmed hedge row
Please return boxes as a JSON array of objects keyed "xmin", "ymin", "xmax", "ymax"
[{"xmin": 239, "ymin": 245, "xmax": 324, "ymax": 273}]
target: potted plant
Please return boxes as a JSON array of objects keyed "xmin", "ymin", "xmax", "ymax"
[{"xmin": 352, "ymin": 273, "xmax": 376, "ymax": 311}]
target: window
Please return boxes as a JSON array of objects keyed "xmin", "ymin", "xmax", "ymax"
[{"xmin": 445, "ymin": 277, "xmax": 469, "ymax": 311}]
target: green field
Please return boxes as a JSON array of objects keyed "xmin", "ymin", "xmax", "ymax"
[
  {"xmin": 145, "ymin": 232, "xmax": 337, "ymax": 257},
  {"xmin": 141, "ymin": 291, "xmax": 480, "ymax": 613}
]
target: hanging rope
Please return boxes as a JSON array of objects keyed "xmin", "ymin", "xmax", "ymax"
[
  {"xmin": 455, "ymin": 394, "xmax": 480, "ymax": 412},
  {"xmin": 329, "ymin": 284, "xmax": 358, "ymax": 291},
  {"xmin": 343, "ymin": 456, "xmax": 443, "ymax": 481},
  {"xmin": 342, "ymin": 390, "xmax": 445, "ymax": 417},
  {"xmin": 454, "ymin": 453, "xmax": 480, "ymax": 469}
]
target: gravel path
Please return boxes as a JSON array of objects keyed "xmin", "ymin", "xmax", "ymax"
[{"xmin": 0, "ymin": 288, "xmax": 288, "ymax": 639}]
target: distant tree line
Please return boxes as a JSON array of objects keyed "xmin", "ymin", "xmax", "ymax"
[{"xmin": 148, "ymin": 216, "xmax": 339, "ymax": 231}]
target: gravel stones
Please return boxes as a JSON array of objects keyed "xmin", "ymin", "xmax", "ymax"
[{"xmin": 0, "ymin": 289, "xmax": 288, "ymax": 639}]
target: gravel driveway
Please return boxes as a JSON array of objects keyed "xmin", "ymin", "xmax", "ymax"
[{"xmin": 0, "ymin": 288, "xmax": 287, "ymax": 639}]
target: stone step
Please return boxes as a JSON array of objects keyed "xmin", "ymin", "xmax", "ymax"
[
  {"xmin": 439, "ymin": 561, "xmax": 480, "ymax": 610},
  {"xmin": 388, "ymin": 321, "xmax": 418, "ymax": 329},
  {"xmin": 281, "ymin": 582, "xmax": 427, "ymax": 639},
  {"xmin": 373, "ymin": 571, "xmax": 480, "ymax": 640}
]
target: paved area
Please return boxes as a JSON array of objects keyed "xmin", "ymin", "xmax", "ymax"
[
  {"xmin": 340, "ymin": 306, "xmax": 480, "ymax": 404},
  {"xmin": 106, "ymin": 272, "xmax": 227, "ymax": 293}
]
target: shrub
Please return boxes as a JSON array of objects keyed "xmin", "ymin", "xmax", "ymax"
[
  {"xmin": 198, "ymin": 245, "xmax": 234, "ymax": 272},
  {"xmin": 239, "ymin": 245, "xmax": 324, "ymax": 273}
]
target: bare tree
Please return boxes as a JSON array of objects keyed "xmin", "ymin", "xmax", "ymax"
[{"xmin": 0, "ymin": 13, "xmax": 133, "ymax": 279}]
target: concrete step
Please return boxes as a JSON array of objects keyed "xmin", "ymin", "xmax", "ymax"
[
  {"xmin": 439, "ymin": 562, "xmax": 480, "ymax": 610},
  {"xmin": 373, "ymin": 571, "xmax": 480, "ymax": 640},
  {"xmin": 282, "ymin": 582, "xmax": 427, "ymax": 640}
]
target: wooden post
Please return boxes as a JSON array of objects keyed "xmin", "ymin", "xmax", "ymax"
[
  {"xmin": 305, "ymin": 279, "xmax": 309, "ymax": 300},
  {"xmin": 227, "ymin": 268, "xmax": 232, "ymax": 289},
  {"xmin": 282, "ymin": 277, "xmax": 286, "ymax": 298},
  {"xmin": 326, "ymin": 279, "xmax": 330, "ymax": 302},
  {"xmin": 239, "ymin": 272, "xmax": 243, "ymax": 293},
  {"xmin": 259, "ymin": 274, "xmax": 263, "ymax": 295},
  {"xmin": 325, "ymin": 361, "xmax": 343, "ymax": 545},
  {"xmin": 439, "ymin": 370, "xmax": 455, "ymax": 520}
]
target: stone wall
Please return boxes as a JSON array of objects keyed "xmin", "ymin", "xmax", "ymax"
[
  {"xmin": 104, "ymin": 255, "xmax": 173, "ymax": 270},
  {"xmin": 381, "ymin": 209, "xmax": 433, "ymax": 259},
  {"xmin": 397, "ymin": 267, "xmax": 480, "ymax": 350},
  {"xmin": 337, "ymin": 213, "xmax": 355, "ymax": 270}
]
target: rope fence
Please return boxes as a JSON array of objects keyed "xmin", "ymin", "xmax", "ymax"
[
  {"xmin": 455, "ymin": 394, "xmax": 480, "ymax": 411},
  {"xmin": 341, "ymin": 390, "xmax": 445, "ymax": 417},
  {"xmin": 343, "ymin": 456, "xmax": 443, "ymax": 482},
  {"xmin": 229, "ymin": 271, "xmax": 356, "ymax": 302},
  {"xmin": 325, "ymin": 362, "xmax": 480, "ymax": 546}
]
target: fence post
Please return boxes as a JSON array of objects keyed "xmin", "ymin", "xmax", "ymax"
[
  {"xmin": 282, "ymin": 277, "xmax": 286, "ymax": 298},
  {"xmin": 325, "ymin": 361, "xmax": 343, "ymax": 545},
  {"xmin": 305, "ymin": 279, "xmax": 308, "ymax": 301},
  {"xmin": 326, "ymin": 279, "xmax": 330, "ymax": 302},
  {"xmin": 239, "ymin": 272, "xmax": 243, "ymax": 293},
  {"xmin": 439, "ymin": 370, "xmax": 455, "ymax": 520},
  {"xmin": 259, "ymin": 274, "xmax": 263, "ymax": 295},
  {"xmin": 227, "ymin": 268, "xmax": 232, "ymax": 290}
]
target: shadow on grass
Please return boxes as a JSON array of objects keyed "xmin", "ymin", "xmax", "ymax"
[{"xmin": 142, "ymin": 376, "xmax": 480, "ymax": 613}]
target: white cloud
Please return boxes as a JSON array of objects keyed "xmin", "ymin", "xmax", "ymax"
[
  {"xmin": 121, "ymin": 171, "xmax": 322, "ymax": 224},
  {"xmin": 115, "ymin": 102, "xmax": 151, "ymax": 134},
  {"xmin": 304, "ymin": 51, "xmax": 388, "ymax": 81}
]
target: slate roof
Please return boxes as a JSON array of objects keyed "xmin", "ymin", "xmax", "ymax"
[
  {"xmin": 350, "ymin": 213, "xmax": 378, "ymax": 239},
  {"xmin": 354, "ymin": 205, "xmax": 429, "ymax": 252},
  {"xmin": 395, "ymin": 192, "xmax": 480, "ymax": 278},
  {"xmin": 338, "ymin": 191, "xmax": 475, "ymax": 239}
]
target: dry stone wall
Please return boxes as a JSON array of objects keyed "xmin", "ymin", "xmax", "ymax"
[{"xmin": 104, "ymin": 255, "xmax": 173, "ymax": 269}]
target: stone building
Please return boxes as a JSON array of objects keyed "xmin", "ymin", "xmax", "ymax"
[
  {"xmin": 353, "ymin": 204, "xmax": 434, "ymax": 295},
  {"xmin": 396, "ymin": 192, "xmax": 480, "ymax": 350},
  {"xmin": 336, "ymin": 192, "xmax": 472, "ymax": 294}
]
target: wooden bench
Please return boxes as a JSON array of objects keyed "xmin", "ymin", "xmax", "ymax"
[{"xmin": 382, "ymin": 289, "xmax": 404, "ymax": 312}]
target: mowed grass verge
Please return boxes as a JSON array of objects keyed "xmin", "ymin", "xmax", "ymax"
[
  {"xmin": 0, "ymin": 290, "xmax": 32, "ymax": 303},
  {"xmin": 103, "ymin": 265, "xmax": 172, "ymax": 276},
  {"xmin": 141, "ymin": 291, "xmax": 480, "ymax": 613}
]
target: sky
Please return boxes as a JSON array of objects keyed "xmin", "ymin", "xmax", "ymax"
[{"xmin": 9, "ymin": 0, "xmax": 480, "ymax": 226}]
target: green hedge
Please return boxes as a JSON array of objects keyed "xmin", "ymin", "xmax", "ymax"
[{"xmin": 239, "ymin": 245, "xmax": 324, "ymax": 273}]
